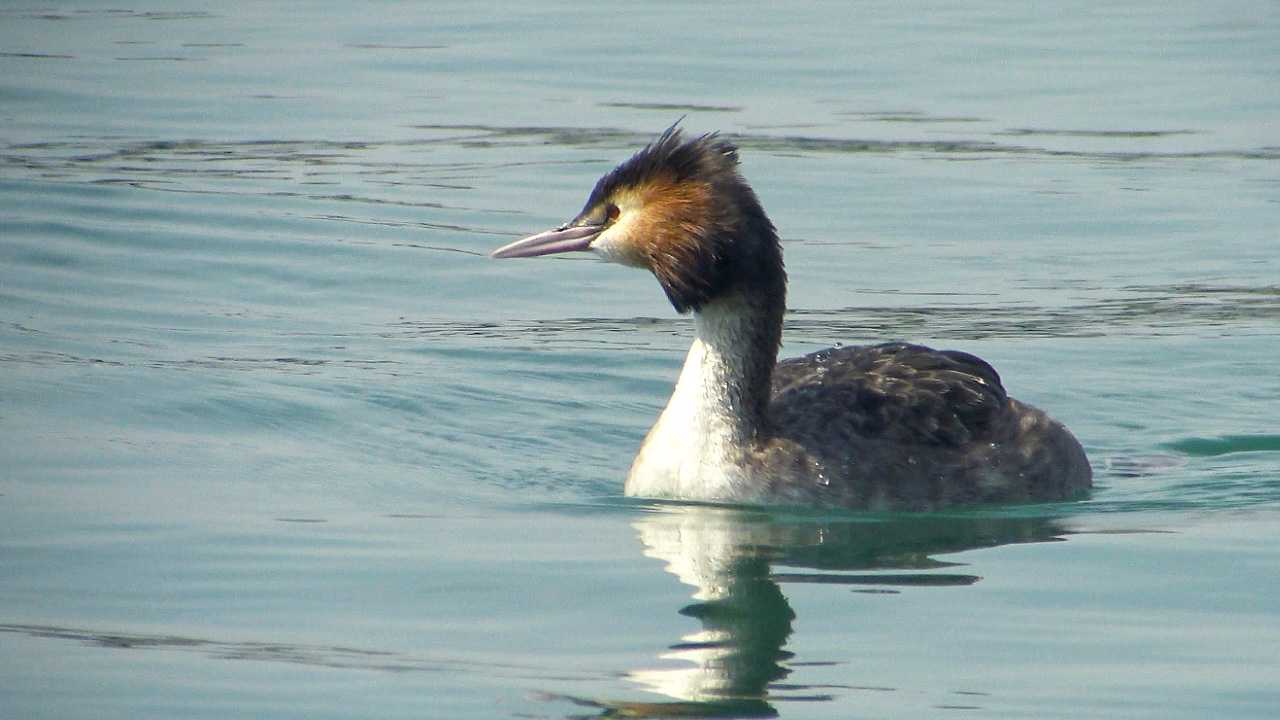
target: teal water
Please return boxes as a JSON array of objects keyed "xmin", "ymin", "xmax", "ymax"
[{"xmin": 2, "ymin": 2, "xmax": 1278, "ymax": 718}]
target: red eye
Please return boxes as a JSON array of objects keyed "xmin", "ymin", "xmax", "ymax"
[{"xmin": 605, "ymin": 203, "xmax": 620, "ymax": 222}]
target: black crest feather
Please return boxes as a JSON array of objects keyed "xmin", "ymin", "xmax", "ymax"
[{"xmin": 583, "ymin": 124, "xmax": 739, "ymax": 211}]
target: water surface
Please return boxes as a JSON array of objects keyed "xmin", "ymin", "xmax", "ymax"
[{"xmin": 2, "ymin": 2, "xmax": 1278, "ymax": 718}]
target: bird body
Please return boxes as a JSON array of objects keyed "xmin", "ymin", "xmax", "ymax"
[{"xmin": 491, "ymin": 127, "xmax": 1091, "ymax": 510}]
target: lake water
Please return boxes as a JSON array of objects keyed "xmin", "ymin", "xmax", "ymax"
[{"xmin": 2, "ymin": 2, "xmax": 1278, "ymax": 718}]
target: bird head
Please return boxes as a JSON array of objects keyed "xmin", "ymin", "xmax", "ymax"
[{"xmin": 490, "ymin": 126, "xmax": 778, "ymax": 313}]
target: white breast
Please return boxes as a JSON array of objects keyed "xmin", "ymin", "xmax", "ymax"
[{"xmin": 625, "ymin": 298, "xmax": 762, "ymax": 502}]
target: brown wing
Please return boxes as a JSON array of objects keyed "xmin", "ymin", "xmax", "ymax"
[{"xmin": 769, "ymin": 342, "xmax": 1010, "ymax": 447}]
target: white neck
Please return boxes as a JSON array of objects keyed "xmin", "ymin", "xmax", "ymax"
[{"xmin": 625, "ymin": 294, "xmax": 769, "ymax": 502}]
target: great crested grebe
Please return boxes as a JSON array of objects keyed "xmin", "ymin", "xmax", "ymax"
[{"xmin": 491, "ymin": 127, "xmax": 1091, "ymax": 510}]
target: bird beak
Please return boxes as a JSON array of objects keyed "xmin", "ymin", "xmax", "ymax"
[{"xmin": 489, "ymin": 222, "xmax": 605, "ymax": 259}]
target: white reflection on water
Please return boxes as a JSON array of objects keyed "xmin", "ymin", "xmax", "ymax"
[{"xmin": 608, "ymin": 506, "xmax": 1064, "ymax": 716}]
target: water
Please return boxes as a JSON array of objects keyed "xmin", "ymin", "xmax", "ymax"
[{"xmin": 2, "ymin": 2, "xmax": 1278, "ymax": 717}]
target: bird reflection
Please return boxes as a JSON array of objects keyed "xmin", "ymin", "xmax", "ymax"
[
  {"xmin": 625, "ymin": 508, "xmax": 795, "ymax": 717},
  {"xmin": 565, "ymin": 505, "xmax": 1070, "ymax": 718}
]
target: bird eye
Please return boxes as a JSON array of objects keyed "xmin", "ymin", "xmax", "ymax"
[{"xmin": 605, "ymin": 203, "xmax": 620, "ymax": 223}]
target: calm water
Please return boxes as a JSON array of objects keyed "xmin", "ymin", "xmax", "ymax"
[{"xmin": 3, "ymin": 2, "xmax": 1279, "ymax": 718}]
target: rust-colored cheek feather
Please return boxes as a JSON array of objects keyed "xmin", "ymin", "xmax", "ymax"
[{"xmin": 632, "ymin": 179, "xmax": 730, "ymax": 313}]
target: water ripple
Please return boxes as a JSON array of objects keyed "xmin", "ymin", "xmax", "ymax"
[
  {"xmin": 1164, "ymin": 435, "xmax": 1280, "ymax": 457},
  {"xmin": 6, "ymin": 124, "xmax": 1274, "ymax": 201},
  {"xmin": 0, "ymin": 623, "xmax": 580, "ymax": 678}
]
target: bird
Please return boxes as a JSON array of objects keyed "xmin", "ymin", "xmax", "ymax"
[{"xmin": 490, "ymin": 126, "xmax": 1091, "ymax": 510}]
